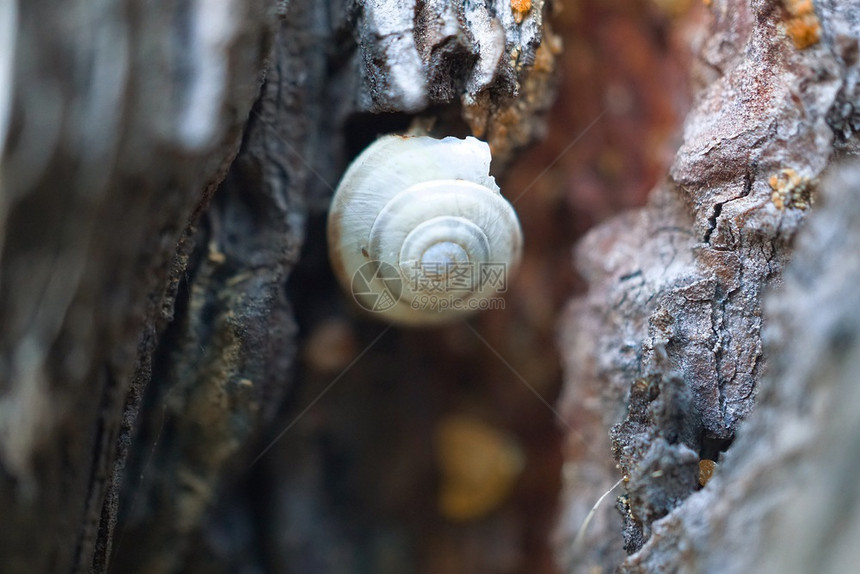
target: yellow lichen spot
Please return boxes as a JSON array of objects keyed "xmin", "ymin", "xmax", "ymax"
[
  {"xmin": 786, "ymin": 16, "xmax": 821, "ymax": 49},
  {"xmin": 532, "ymin": 37, "xmax": 557, "ymax": 74},
  {"xmin": 208, "ymin": 248, "xmax": 226, "ymax": 264},
  {"xmin": 509, "ymin": 45, "xmax": 522, "ymax": 70},
  {"xmin": 699, "ymin": 459, "xmax": 717, "ymax": 486},
  {"xmin": 770, "ymin": 190, "xmax": 785, "ymax": 210},
  {"xmin": 435, "ymin": 414, "xmax": 524, "ymax": 521},
  {"xmin": 769, "ymin": 168, "xmax": 814, "ymax": 210},
  {"xmin": 511, "ymin": 0, "xmax": 531, "ymax": 24},
  {"xmin": 787, "ymin": 0, "xmax": 814, "ymax": 15},
  {"xmin": 783, "ymin": 0, "xmax": 820, "ymax": 49}
]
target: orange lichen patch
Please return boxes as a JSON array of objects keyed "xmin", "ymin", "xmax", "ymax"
[
  {"xmin": 698, "ymin": 459, "xmax": 717, "ymax": 486},
  {"xmin": 435, "ymin": 414, "xmax": 524, "ymax": 521},
  {"xmin": 769, "ymin": 168, "xmax": 814, "ymax": 210},
  {"xmin": 511, "ymin": 0, "xmax": 531, "ymax": 24},
  {"xmin": 786, "ymin": 0, "xmax": 814, "ymax": 15},
  {"xmin": 786, "ymin": 16, "xmax": 820, "ymax": 49},
  {"xmin": 783, "ymin": 0, "xmax": 820, "ymax": 49}
]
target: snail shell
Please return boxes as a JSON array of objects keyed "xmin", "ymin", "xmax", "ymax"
[{"xmin": 327, "ymin": 135, "xmax": 522, "ymax": 325}]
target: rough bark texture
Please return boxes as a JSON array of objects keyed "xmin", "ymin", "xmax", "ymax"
[
  {"xmin": 350, "ymin": 0, "xmax": 557, "ymax": 163},
  {"xmin": 621, "ymin": 159, "xmax": 860, "ymax": 571},
  {"xmin": 0, "ymin": 1, "xmax": 557, "ymax": 572},
  {"xmin": 0, "ymin": 0, "xmax": 278, "ymax": 571},
  {"xmin": 556, "ymin": 0, "xmax": 860, "ymax": 571},
  {"xmin": 106, "ymin": 7, "xmax": 324, "ymax": 571},
  {"xmin": 12, "ymin": 0, "xmax": 860, "ymax": 571}
]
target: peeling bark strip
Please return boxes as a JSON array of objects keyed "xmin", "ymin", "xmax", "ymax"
[{"xmin": 557, "ymin": 0, "xmax": 860, "ymax": 569}]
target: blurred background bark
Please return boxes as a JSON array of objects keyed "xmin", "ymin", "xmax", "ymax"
[{"xmin": 2, "ymin": 0, "xmax": 859, "ymax": 573}]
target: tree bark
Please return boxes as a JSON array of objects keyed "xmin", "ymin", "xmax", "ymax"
[
  {"xmin": 0, "ymin": 1, "xmax": 557, "ymax": 572},
  {"xmin": 621, "ymin": 159, "xmax": 860, "ymax": 573},
  {"xmin": 555, "ymin": 0, "xmax": 860, "ymax": 571},
  {"xmin": 0, "ymin": 0, "xmax": 278, "ymax": 571}
]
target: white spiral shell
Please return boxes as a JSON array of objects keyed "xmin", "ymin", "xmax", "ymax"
[{"xmin": 328, "ymin": 135, "xmax": 523, "ymax": 325}]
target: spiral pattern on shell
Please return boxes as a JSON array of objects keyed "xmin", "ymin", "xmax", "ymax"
[{"xmin": 327, "ymin": 135, "xmax": 523, "ymax": 325}]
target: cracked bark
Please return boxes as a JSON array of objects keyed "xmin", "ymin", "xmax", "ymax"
[
  {"xmin": 619, "ymin": 160, "xmax": 860, "ymax": 573},
  {"xmin": 0, "ymin": 0, "xmax": 556, "ymax": 572},
  {"xmin": 556, "ymin": 0, "xmax": 860, "ymax": 571}
]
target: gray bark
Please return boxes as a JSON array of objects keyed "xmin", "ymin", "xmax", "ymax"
[
  {"xmin": 622, "ymin": 159, "xmax": 860, "ymax": 573},
  {"xmin": 556, "ymin": 0, "xmax": 860, "ymax": 571},
  {"xmin": 0, "ymin": 0, "xmax": 278, "ymax": 570}
]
